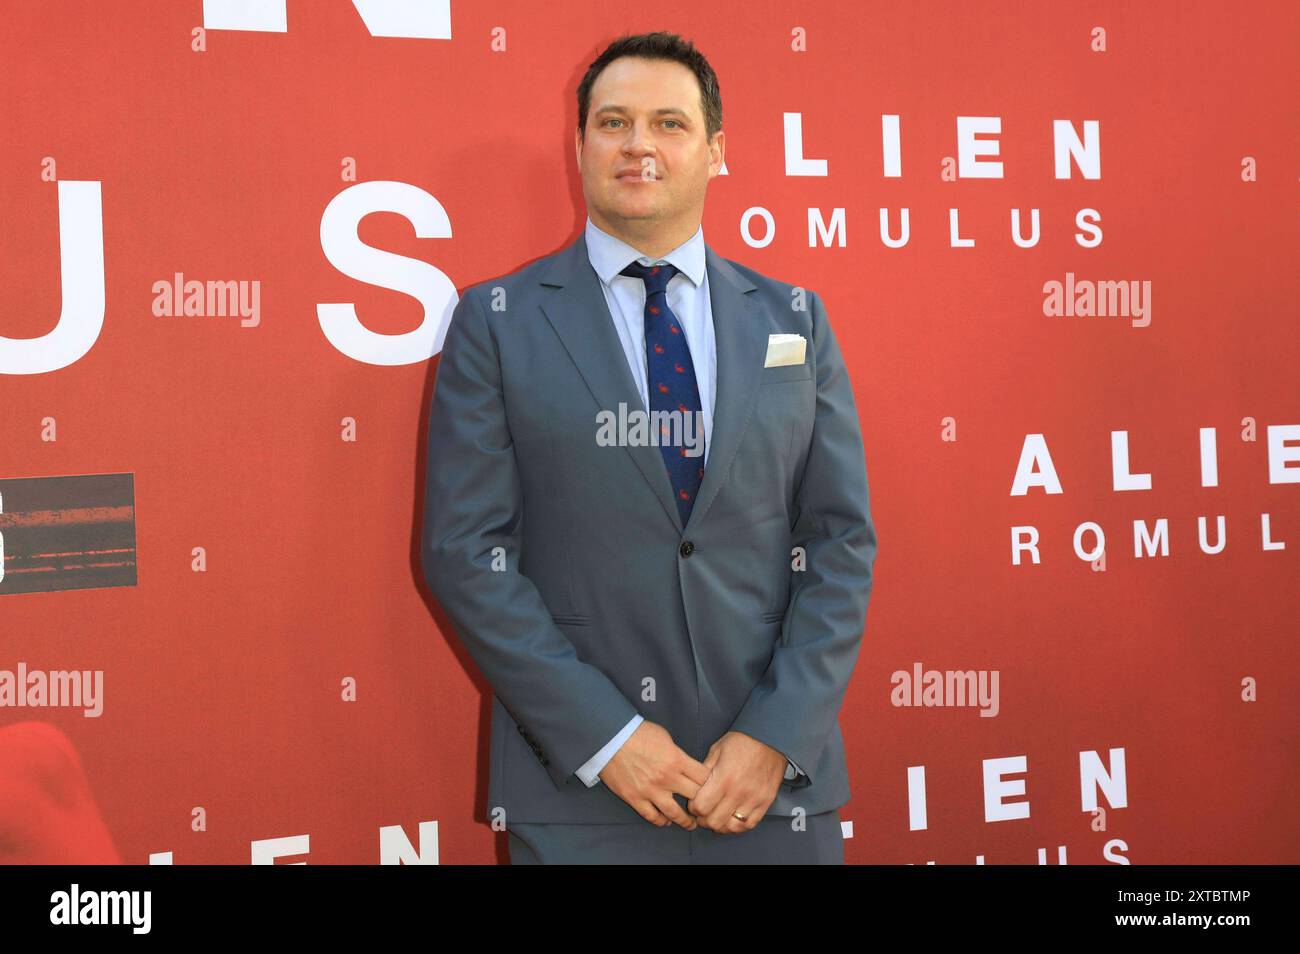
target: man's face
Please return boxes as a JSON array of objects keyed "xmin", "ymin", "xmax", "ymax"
[{"xmin": 576, "ymin": 56, "xmax": 724, "ymax": 236}]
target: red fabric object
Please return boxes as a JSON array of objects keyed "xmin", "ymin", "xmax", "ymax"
[{"xmin": 0, "ymin": 722, "xmax": 120, "ymax": 864}]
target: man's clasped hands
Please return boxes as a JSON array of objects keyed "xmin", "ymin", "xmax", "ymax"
[{"xmin": 597, "ymin": 721, "xmax": 788, "ymax": 834}]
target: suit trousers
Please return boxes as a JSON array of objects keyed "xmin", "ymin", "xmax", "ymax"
[{"xmin": 507, "ymin": 809, "xmax": 844, "ymax": 864}]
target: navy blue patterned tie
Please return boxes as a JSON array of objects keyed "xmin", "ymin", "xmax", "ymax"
[{"xmin": 619, "ymin": 260, "xmax": 705, "ymax": 526}]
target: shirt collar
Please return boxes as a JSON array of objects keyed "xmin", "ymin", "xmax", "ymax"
[{"xmin": 584, "ymin": 215, "xmax": 706, "ymax": 289}]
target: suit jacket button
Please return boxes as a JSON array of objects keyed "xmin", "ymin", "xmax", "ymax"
[{"xmin": 679, "ymin": 540, "xmax": 695, "ymax": 557}]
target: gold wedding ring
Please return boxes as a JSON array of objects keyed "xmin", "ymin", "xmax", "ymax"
[{"xmin": 732, "ymin": 810, "xmax": 747, "ymax": 821}]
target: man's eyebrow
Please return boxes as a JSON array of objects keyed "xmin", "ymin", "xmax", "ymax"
[{"xmin": 593, "ymin": 105, "xmax": 692, "ymax": 118}]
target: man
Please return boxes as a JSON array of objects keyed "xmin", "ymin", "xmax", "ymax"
[{"xmin": 421, "ymin": 31, "xmax": 877, "ymax": 864}]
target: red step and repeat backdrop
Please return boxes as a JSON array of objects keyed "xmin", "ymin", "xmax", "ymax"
[{"xmin": 1, "ymin": 1, "xmax": 1297, "ymax": 864}]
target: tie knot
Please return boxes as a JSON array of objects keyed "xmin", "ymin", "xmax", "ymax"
[{"xmin": 620, "ymin": 260, "xmax": 679, "ymax": 296}]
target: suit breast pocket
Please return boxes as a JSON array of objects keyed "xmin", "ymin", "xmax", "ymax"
[{"xmin": 760, "ymin": 361, "xmax": 813, "ymax": 385}]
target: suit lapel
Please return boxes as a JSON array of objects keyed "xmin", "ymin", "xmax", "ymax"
[
  {"xmin": 686, "ymin": 246, "xmax": 764, "ymax": 534},
  {"xmin": 538, "ymin": 232, "xmax": 765, "ymax": 536}
]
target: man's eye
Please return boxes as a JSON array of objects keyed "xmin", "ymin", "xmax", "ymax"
[{"xmin": 600, "ymin": 118, "xmax": 682, "ymax": 129}]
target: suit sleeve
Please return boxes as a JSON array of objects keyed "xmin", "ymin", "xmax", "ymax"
[
  {"xmin": 728, "ymin": 289, "xmax": 878, "ymax": 785},
  {"xmin": 420, "ymin": 288, "xmax": 640, "ymax": 790}
]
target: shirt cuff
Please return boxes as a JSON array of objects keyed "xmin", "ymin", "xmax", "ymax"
[{"xmin": 575, "ymin": 714, "xmax": 644, "ymax": 787}]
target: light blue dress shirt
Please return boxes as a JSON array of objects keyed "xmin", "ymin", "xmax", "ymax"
[{"xmin": 572, "ymin": 216, "xmax": 804, "ymax": 789}]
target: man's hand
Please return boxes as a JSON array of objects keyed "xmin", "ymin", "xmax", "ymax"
[
  {"xmin": 598, "ymin": 721, "xmax": 712, "ymax": 829},
  {"xmin": 687, "ymin": 731, "xmax": 787, "ymax": 834}
]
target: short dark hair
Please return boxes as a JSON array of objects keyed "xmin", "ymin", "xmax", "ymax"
[{"xmin": 576, "ymin": 31, "xmax": 722, "ymax": 143}]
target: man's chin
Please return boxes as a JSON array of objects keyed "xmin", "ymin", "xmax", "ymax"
[{"xmin": 609, "ymin": 203, "xmax": 661, "ymax": 222}]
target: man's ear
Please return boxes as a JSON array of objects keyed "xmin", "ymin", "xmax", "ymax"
[{"xmin": 708, "ymin": 129, "xmax": 725, "ymax": 179}]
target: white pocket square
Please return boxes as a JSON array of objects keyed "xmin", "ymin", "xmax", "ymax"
[{"xmin": 764, "ymin": 333, "xmax": 807, "ymax": 368}]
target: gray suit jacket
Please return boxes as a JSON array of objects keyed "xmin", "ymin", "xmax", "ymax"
[{"xmin": 420, "ymin": 230, "xmax": 877, "ymax": 824}]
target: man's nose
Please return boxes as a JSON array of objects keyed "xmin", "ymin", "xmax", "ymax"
[{"xmin": 621, "ymin": 122, "xmax": 657, "ymax": 154}]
